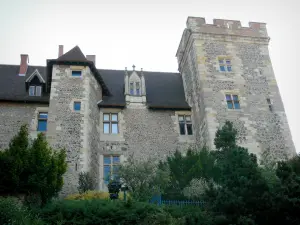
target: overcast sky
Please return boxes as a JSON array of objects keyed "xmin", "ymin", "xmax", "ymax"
[{"xmin": 0, "ymin": 0, "xmax": 299, "ymax": 152}]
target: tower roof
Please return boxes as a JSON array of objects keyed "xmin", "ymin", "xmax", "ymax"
[{"xmin": 57, "ymin": 46, "xmax": 87, "ymax": 62}]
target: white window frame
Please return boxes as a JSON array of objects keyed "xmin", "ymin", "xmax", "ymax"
[
  {"xmin": 29, "ymin": 86, "xmax": 35, "ymax": 96},
  {"xmin": 103, "ymin": 113, "xmax": 119, "ymax": 134},
  {"xmin": 178, "ymin": 115, "xmax": 193, "ymax": 135},
  {"xmin": 35, "ymin": 86, "xmax": 42, "ymax": 96}
]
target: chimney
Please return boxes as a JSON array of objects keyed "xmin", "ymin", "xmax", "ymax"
[
  {"xmin": 19, "ymin": 54, "xmax": 29, "ymax": 76},
  {"xmin": 58, "ymin": 45, "xmax": 64, "ymax": 57},
  {"xmin": 86, "ymin": 55, "xmax": 96, "ymax": 65}
]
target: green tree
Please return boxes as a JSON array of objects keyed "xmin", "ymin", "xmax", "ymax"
[
  {"xmin": 0, "ymin": 124, "xmax": 67, "ymax": 205},
  {"xmin": 161, "ymin": 147, "xmax": 218, "ymax": 199},
  {"xmin": 78, "ymin": 171, "xmax": 96, "ymax": 194},
  {"xmin": 118, "ymin": 156, "xmax": 170, "ymax": 201},
  {"xmin": 206, "ymin": 121, "xmax": 272, "ymax": 224}
]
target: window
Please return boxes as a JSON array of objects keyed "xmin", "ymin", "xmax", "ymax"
[
  {"xmin": 136, "ymin": 82, "xmax": 140, "ymax": 95},
  {"xmin": 37, "ymin": 112, "xmax": 48, "ymax": 131},
  {"xmin": 74, "ymin": 102, "xmax": 81, "ymax": 111},
  {"xmin": 36, "ymin": 86, "xmax": 42, "ymax": 96},
  {"xmin": 130, "ymin": 82, "xmax": 134, "ymax": 95},
  {"xmin": 178, "ymin": 115, "xmax": 193, "ymax": 135},
  {"xmin": 29, "ymin": 86, "xmax": 42, "ymax": 96},
  {"xmin": 72, "ymin": 71, "xmax": 82, "ymax": 77},
  {"xmin": 103, "ymin": 155, "xmax": 120, "ymax": 184},
  {"xmin": 219, "ymin": 58, "xmax": 232, "ymax": 72},
  {"xmin": 267, "ymin": 98, "xmax": 273, "ymax": 112},
  {"xmin": 103, "ymin": 113, "xmax": 118, "ymax": 134},
  {"xmin": 226, "ymin": 94, "xmax": 240, "ymax": 109}
]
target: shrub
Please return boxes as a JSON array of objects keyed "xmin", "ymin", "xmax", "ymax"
[
  {"xmin": 65, "ymin": 190, "xmax": 130, "ymax": 200},
  {"xmin": 0, "ymin": 197, "xmax": 43, "ymax": 225},
  {"xmin": 78, "ymin": 171, "xmax": 96, "ymax": 194},
  {"xmin": 0, "ymin": 125, "xmax": 67, "ymax": 205},
  {"xmin": 37, "ymin": 199, "xmax": 176, "ymax": 225}
]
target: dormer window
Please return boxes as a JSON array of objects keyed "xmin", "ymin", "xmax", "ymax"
[
  {"xmin": 136, "ymin": 82, "xmax": 140, "ymax": 95},
  {"xmin": 26, "ymin": 69, "xmax": 45, "ymax": 97},
  {"xmin": 29, "ymin": 85, "xmax": 42, "ymax": 96},
  {"xmin": 130, "ymin": 82, "xmax": 134, "ymax": 95}
]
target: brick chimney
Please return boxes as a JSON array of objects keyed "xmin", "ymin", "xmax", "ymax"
[
  {"xmin": 86, "ymin": 55, "xmax": 96, "ymax": 65},
  {"xmin": 19, "ymin": 54, "xmax": 29, "ymax": 76},
  {"xmin": 58, "ymin": 45, "xmax": 64, "ymax": 57}
]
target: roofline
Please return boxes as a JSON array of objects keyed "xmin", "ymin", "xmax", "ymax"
[
  {"xmin": 46, "ymin": 59, "xmax": 111, "ymax": 96},
  {"xmin": 0, "ymin": 99, "xmax": 49, "ymax": 104},
  {"xmin": 147, "ymin": 105, "xmax": 191, "ymax": 110},
  {"xmin": 25, "ymin": 69, "xmax": 46, "ymax": 83}
]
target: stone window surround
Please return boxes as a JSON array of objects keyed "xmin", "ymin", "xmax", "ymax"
[
  {"xmin": 99, "ymin": 154, "xmax": 125, "ymax": 191},
  {"xmin": 217, "ymin": 56, "xmax": 233, "ymax": 73},
  {"xmin": 100, "ymin": 108, "xmax": 125, "ymax": 142},
  {"xmin": 174, "ymin": 111, "xmax": 194, "ymax": 143},
  {"xmin": 222, "ymin": 90, "xmax": 243, "ymax": 112},
  {"xmin": 29, "ymin": 107, "xmax": 49, "ymax": 140},
  {"xmin": 70, "ymin": 65, "xmax": 85, "ymax": 78},
  {"xmin": 70, "ymin": 99, "xmax": 84, "ymax": 113},
  {"xmin": 103, "ymin": 112, "xmax": 119, "ymax": 134}
]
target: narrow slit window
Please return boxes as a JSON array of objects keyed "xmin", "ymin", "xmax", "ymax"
[
  {"xmin": 136, "ymin": 82, "xmax": 140, "ymax": 95},
  {"xmin": 37, "ymin": 112, "xmax": 48, "ymax": 131},
  {"xmin": 267, "ymin": 98, "xmax": 273, "ymax": 112},
  {"xmin": 130, "ymin": 82, "xmax": 134, "ymax": 95}
]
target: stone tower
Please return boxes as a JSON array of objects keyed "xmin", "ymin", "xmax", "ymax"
[
  {"xmin": 46, "ymin": 46, "xmax": 109, "ymax": 195},
  {"xmin": 176, "ymin": 17, "xmax": 296, "ymax": 161}
]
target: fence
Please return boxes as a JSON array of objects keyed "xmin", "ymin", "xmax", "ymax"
[{"xmin": 150, "ymin": 195, "xmax": 205, "ymax": 207}]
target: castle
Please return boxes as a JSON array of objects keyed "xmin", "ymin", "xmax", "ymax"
[{"xmin": 0, "ymin": 17, "xmax": 296, "ymax": 195}]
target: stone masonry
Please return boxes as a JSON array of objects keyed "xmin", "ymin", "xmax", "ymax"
[
  {"xmin": 0, "ymin": 16, "xmax": 296, "ymax": 196},
  {"xmin": 176, "ymin": 17, "xmax": 296, "ymax": 161}
]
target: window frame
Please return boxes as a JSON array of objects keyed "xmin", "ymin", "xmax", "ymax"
[
  {"xmin": 218, "ymin": 57, "xmax": 232, "ymax": 72},
  {"xmin": 226, "ymin": 94, "xmax": 240, "ymax": 110},
  {"xmin": 129, "ymin": 82, "xmax": 134, "ymax": 95},
  {"xmin": 37, "ymin": 112, "xmax": 48, "ymax": 132},
  {"xmin": 103, "ymin": 155, "xmax": 120, "ymax": 184},
  {"xmin": 73, "ymin": 101, "xmax": 81, "ymax": 111},
  {"xmin": 103, "ymin": 113, "xmax": 119, "ymax": 134},
  {"xmin": 29, "ymin": 86, "xmax": 35, "ymax": 96},
  {"xmin": 29, "ymin": 85, "xmax": 42, "ymax": 96},
  {"xmin": 72, "ymin": 70, "xmax": 82, "ymax": 77},
  {"xmin": 136, "ymin": 82, "xmax": 140, "ymax": 96},
  {"xmin": 35, "ymin": 86, "xmax": 42, "ymax": 96},
  {"xmin": 178, "ymin": 115, "xmax": 193, "ymax": 136}
]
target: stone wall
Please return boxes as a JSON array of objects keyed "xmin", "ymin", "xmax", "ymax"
[
  {"xmin": 176, "ymin": 17, "xmax": 296, "ymax": 161},
  {"xmin": 47, "ymin": 65, "xmax": 95, "ymax": 196},
  {"xmin": 0, "ymin": 102, "xmax": 48, "ymax": 149},
  {"xmin": 97, "ymin": 104, "xmax": 194, "ymax": 190}
]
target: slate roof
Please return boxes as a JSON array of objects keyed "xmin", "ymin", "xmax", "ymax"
[
  {"xmin": 0, "ymin": 64, "xmax": 49, "ymax": 103},
  {"xmin": 0, "ymin": 46, "xmax": 190, "ymax": 109},
  {"xmin": 46, "ymin": 46, "xmax": 111, "ymax": 95},
  {"xmin": 98, "ymin": 69, "xmax": 190, "ymax": 109}
]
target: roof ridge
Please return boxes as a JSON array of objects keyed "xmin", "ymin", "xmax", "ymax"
[{"xmin": 98, "ymin": 68, "xmax": 179, "ymax": 74}]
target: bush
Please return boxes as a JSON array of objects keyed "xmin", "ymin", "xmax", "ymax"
[
  {"xmin": 65, "ymin": 190, "xmax": 130, "ymax": 200},
  {"xmin": 78, "ymin": 171, "xmax": 95, "ymax": 194},
  {"xmin": 0, "ymin": 197, "xmax": 43, "ymax": 225},
  {"xmin": 37, "ymin": 199, "xmax": 176, "ymax": 225}
]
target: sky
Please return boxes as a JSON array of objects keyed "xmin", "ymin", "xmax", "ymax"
[{"xmin": 0, "ymin": 0, "xmax": 299, "ymax": 153}]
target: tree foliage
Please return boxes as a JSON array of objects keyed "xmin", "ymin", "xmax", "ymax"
[
  {"xmin": 118, "ymin": 156, "xmax": 170, "ymax": 201},
  {"xmin": 0, "ymin": 124, "xmax": 67, "ymax": 205},
  {"xmin": 78, "ymin": 171, "xmax": 96, "ymax": 194}
]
